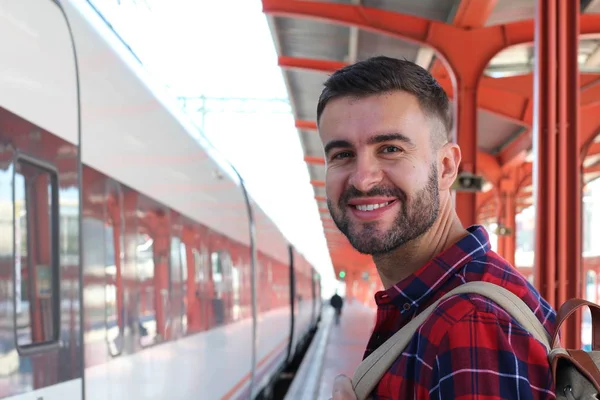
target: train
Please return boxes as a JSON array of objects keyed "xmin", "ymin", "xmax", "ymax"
[{"xmin": 0, "ymin": 0, "xmax": 323, "ymax": 399}]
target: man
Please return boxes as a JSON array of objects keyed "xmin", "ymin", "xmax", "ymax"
[
  {"xmin": 330, "ymin": 290, "xmax": 344, "ymax": 325},
  {"xmin": 317, "ymin": 56, "xmax": 556, "ymax": 399}
]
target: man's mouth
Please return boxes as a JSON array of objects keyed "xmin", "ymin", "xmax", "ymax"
[{"xmin": 352, "ymin": 200, "xmax": 394, "ymax": 211}]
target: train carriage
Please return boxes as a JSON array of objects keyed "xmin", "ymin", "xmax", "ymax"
[{"xmin": 0, "ymin": 0, "xmax": 322, "ymax": 399}]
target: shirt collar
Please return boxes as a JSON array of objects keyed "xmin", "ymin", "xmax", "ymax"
[{"xmin": 374, "ymin": 225, "xmax": 491, "ymax": 315}]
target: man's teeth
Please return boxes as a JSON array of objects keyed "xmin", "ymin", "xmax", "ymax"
[{"xmin": 355, "ymin": 201, "xmax": 392, "ymax": 211}]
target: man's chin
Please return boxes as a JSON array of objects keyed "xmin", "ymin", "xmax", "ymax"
[
  {"xmin": 347, "ymin": 240, "xmax": 396, "ymax": 256},
  {"xmin": 346, "ymin": 231, "xmax": 398, "ymax": 256}
]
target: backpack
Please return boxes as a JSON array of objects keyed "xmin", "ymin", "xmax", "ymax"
[{"xmin": 351, "ymin": 281, "xmax": 600, "ymax": 400}]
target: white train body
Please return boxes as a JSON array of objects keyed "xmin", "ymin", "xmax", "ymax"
[{"xmin": 0, "ymin": 1, "xmax": 322, "ymax": 399}]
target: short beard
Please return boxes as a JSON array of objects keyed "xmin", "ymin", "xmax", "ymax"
[{"xmin": 327, "ymin": 164, "xmax": 440, "ymax": 255}]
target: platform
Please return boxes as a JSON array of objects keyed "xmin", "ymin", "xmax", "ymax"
[{"xmin": 284, "ymin": 301, "xmax": 376, "ymax": 400}]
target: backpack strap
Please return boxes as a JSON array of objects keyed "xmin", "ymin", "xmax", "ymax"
[{"xmin": 351, "ymin": 281, "xmax": 552, "ymax": 400}]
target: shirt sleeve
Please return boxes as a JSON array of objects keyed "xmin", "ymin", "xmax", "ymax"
[{"xmin": 428, "ymin": 307, "xmax": 555, "ymax": 400}]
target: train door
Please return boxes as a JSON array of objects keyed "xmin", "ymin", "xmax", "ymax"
[
  {"xmin": 169, "ymin": 212, "xmax": 187, "ymax": 338},
  {"xmin": 209, "ymin": 232, "xmax": 233, "ymax": 326},
  {"xmin": 230, "ymin": 245, "xmax": 244, "ymax": 321},
  {"xmin": 0, "ymin": 0, "xmax": 82, "ymax": 398},
  {"xmin": 191, "ymin": 228, "xmax": 212, "ymax": 331},
  {"xmin": 135, "ymin": 199, "xmax": 171, "ymax": 346},
  {"xmin": 105, "ymin": 183, "xmax": 126, "ymax": 356},
  {"xmin": 182, "ymin": 226, "xmax": 200, "ymax": 333},
  {"xmin": 82, "ymin": 175, "xmax": 132, "ymax": 398}
]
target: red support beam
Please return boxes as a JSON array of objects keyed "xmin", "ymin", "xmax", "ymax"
[
  {"xmin": 557, "ymin": 0, "xmax": 581, "ymax": 348},
  {"xmin": 534, "ymin": 0, "xmax": 557, "ymax": 313},
  {"xmin": 586, "ymin": 142, "xmax": 600, "ymax": 158},
  {"xmin": 295, "ymin": 119, "xmax": 318, "ymax": 130},
  {"xmin": 279, "ymin": 55, "xmax": 346, "ymax": 73},
  {"xmin": 430, "ymin": 0, "xmax": 499, "ymax": 77},
  {"xmin": 535, "ymin": 0, "xmax": 558, "ymax": 320},
  {"xmin": 580, "ymin": 103, "xmax": 600, "ymax": 154},
  {"xmin": 585, "ymin": 164, "xmax": 600, "ymax": 175},
  {"xmin": 534, "ymin": 0, "xmax": 581, "ymax": 349},
  {"xmin": 304, "ymin": 155, "xmax": 325, "ymax": 165}
]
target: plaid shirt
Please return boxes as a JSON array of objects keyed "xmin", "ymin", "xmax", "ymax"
[{"xmin": 364, "ymin": 225, "xmax": 557, "ymax": 399}]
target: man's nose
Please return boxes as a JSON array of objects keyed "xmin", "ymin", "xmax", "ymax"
[{"xmin": 348, "ymin": 156, "xmax": 383, "ymax": 193}]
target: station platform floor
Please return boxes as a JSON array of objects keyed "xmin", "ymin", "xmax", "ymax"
[{"xmin": 283, "ymin": 301, "xmax": 376, "ymax": 400}]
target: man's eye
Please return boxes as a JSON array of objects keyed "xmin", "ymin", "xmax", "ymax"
[
  {"xmin": 332, "ymin": 151, "xmax": 353, "ymax": 160},
  {"xmin": 382, "ymin": 146, "xmax": 402, "ymax": 153}
]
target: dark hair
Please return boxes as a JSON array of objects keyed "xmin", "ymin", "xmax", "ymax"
[{"xmin": 316, "ymin": 56, "xmax": 453, "ymax": 145}]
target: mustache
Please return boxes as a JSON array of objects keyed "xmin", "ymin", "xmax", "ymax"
[{"xmin": 339, "ymin": 185, "xmax": 407, "ymax": 206}]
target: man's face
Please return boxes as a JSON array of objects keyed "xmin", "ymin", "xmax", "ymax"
[{"xmin": 319, "ymin": 91, "xmax": 440, "ymax": 255}]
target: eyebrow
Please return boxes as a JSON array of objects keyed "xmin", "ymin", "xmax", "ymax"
[
  {"xmin": 324, "ymin": 140, "xmax": 352, "ymax": 156},
  {"xmin": 367, "ymin": 133, "xmax": 414, "ymax": 147},
  {"xmin": 324, "ymin": 133, "xmax": 414, "ymax": 156}
]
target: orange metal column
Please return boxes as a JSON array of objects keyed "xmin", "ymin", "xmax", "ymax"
[
  {"xmin": 534, "ymin": 0, "xmax": 581, "ymax": 348},
  {"xmin": 534, "ymin": 0, "xmax": 557, "ymax": 309},
  {"xmin": 496, "ymin": 190, "xmax": 517, "ymax": 267},
  {"xmin": 495, "ymin": 191, "xmax": 506, "ymax": 257},
  {"xmin": 503, "ymin": 191, "xmax": 516, "ymax": 267},
  {"xmin": 498, "ymin": 175, "xmax": 517, "ymax": 266},
  {"xmin": 455, "ymin": 83, "xmax": 478, "ymax": 227},
  {"xmin": 557, "ymin": 0, "xmax": 582, "ymax": 347}
]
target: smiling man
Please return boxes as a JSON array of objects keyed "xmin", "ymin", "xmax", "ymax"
[{"xmin": 317, "ymin": 56, "xmax": 556, "ymax": 399}]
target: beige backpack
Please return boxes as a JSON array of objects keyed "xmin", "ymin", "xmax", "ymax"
[{"xmin": 351, "ymin": 281, "xmax": 600, "ymax": 399}]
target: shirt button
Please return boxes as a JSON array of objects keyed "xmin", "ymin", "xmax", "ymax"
[{"xmin": 403, "ymin": 303, "xmax": 411, "ymax": 311}]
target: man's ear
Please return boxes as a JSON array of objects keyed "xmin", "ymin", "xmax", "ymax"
[{"xmin": 438, "ymin": 142, "xmax": 461, "ymax": 191}]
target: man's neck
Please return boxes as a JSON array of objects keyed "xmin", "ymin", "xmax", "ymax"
[{"xmin": 373, "ymin": 199, "xmax": 468, "ymax": 290}]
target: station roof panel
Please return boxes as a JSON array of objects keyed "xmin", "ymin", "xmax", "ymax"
[
  {"xmin": 286, "ymin": 69, "xmax": 327, "ymax": 121},
  {"xmin": 357, "ymin": 31, "xmax": 421, "ymax": 62},
  {"xmin": 477, "ymin": 109, "xmax": 524, "ymax": 153},
  {"xmin": 485, "ymin": 0, "xmax": 534, "ymax": 26},
  {"xmin": 276, "ymin": 18, "xmax": 350, "ymax": 61},
  {"xmin": 362, "ymin": 0, "xmax": 457, "ymax": 22}
]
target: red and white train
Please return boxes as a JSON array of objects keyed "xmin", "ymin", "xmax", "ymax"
[{"xmin": 0, "ymin": 0, "xmax": 322, "ymax": 399}]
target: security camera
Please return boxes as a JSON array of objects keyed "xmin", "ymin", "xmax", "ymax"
[
  {"xmin": 451, "ymin": 172, "xmax": 484, "ymax": 192},
  {"xmin": 494, "ymin": 224, "xmax": 513, "ymax": 236}
]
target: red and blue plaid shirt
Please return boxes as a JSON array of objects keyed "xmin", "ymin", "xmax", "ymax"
[{"xmin": 364, "ymin": 225, "xmax": 557, "ymax": 399}]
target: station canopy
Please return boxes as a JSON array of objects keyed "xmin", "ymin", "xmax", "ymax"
[{"xmin": 262, "ymin": 0, "xmax": 600, "ymax": 281}]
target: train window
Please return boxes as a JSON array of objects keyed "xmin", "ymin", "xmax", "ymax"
[
  {"xmin": 180, "ymin": 242, "xmax": 188, "ymax": 282},
  {"xmin": 105, "ymin": 224, "xmax": 121, "ymax": 356},
  {"xmin": 193, "ymin": 249, "xmax": 202, "ymax": 281},
  {"xmin": 193, "ymin": 245, "xmax": 209, "ymax": 283},
  {"xmin": 137, "ymin": 231, "xmax": 156, "ymax": 346},
  {"xmin": 60, "ymin": 213, "xmax": 78, "ymax": 258},
  {"xmin": 211, "ymin": 252, "xmax": 223, "ymax": 283},
  {"xmin": 170, "ymin": 237, "xmax": 183, "ymax": 285},
  {"xmin": 13, "ymin": 157, "xmax": 59, "ymax": 349}
]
